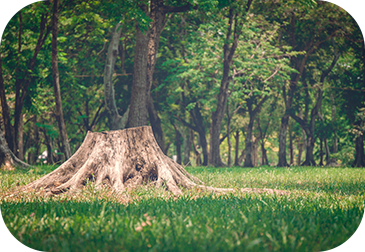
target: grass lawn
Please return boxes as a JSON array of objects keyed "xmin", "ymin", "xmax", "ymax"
[{"xmin": 0, "ymin": 165, "xmax": 364, "ymax": 252}]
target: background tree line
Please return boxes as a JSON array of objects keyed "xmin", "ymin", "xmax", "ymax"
[{"xmin": 0, "ymin": 0, "xmax": 364, "ymax": 168}]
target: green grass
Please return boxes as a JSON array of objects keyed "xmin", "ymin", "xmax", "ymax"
[{"xmin": 0, "ymin": 165, "xmax": 364, "ymax": 252}]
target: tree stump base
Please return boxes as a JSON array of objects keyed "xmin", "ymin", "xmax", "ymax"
[
  {"xmin": 24, "ymin": 126, "xmax": 290, "ymax": 197},
  {"xmin": 25, "ymin": 126, "xmax": 201, "ymax": 195}
]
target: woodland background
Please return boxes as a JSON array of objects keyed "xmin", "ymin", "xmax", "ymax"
[{"xmin": 0, "ymin": 0, "xmax": 364, "ymax": 168}]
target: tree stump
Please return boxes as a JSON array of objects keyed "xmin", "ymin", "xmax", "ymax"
[{"xmin": 25, "ymin": 126, "xmax": 201, "ymax": 195}]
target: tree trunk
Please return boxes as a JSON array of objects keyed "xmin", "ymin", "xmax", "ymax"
[
  {"xmin": 353, "ymin": 134, "xmax": 365, "ymax": 167},
  {"xmin": 127, "ymin": 1, "xmax": 192, "ymax": 129},
  {"xmin": 25, "ymin": 126, "xmax": 202, "ymax": 196},
  {"xmin": 243, "ymin": 118, "xmax": 254, "ymax": 167},
  {"xmin": 17, "ymin": 114, "xmax": 24, "ymax": 160},
  {"xmin": 51, "ymin": 0, "xmax": 72, "ymax": 160},
  {"xmin": 226, "ymin": 102, "xmax": 232, "ymax": 167},
  {"xmin": 183, "ymin": 128, "xmax": 192, "ymax": 166},
  {"xmin": 209, "ymin": 6, "xmax": 248, "ymax": 167},
  {"xmin": 173, "ymin": 124, "xmax": 182, "ymax": 165},
  {"xmin": 277, "ymin": 115, "xmax": 290, "ymax": 167},
  {"xmin": 0, "ymin": 130, "xmax": 30, "ymax": 170},
  {"xmin": 302, "ymin": 134, "xmax": 316, "ymax": 166},
  {"xmin": 42, "ymin": 129, "xmax": 54, "ymax": 165},
  {"xmin": 126, "ymin": 26, "xmax": 149, "ymax": 128},
  {"xmin": 252, "ymin": 135, "xmax": 259, "ymax": 167},
  {"xmin": 234, "ymin": 130, "xmax": 240, "ymax": 166},
  {"xmin": 288, "ymin": 119, "xmax": 294, "ymax": 166},
  {"xmin": 192, "ymin": 104, "xmax": 208, "ymax": 166},
  {"xmin": 192, "ymin": 131, "xmax": 202, "ymax": 166},
  {"xmin": 319, "ymin": 137, "xmax": 324, "ymax": 166},
  {"xmin": 27, "ymin": 115, "xmax": 39, "ymax": 164},
  {"xmin": 330, "ymin": 93, "xmax": 338, "ymax": 154},
  {"xmin": 104, "ymin": 22, "xmax": 128, "ymax": 130}
]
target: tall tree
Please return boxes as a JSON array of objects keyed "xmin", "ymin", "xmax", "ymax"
[
  {"xmin": 51, "ymin": 0, "xmax": 72, "ymax": 159},
  {"xmin": 209, "ymin": 0, "xmax": 253, "ymax": 167}
]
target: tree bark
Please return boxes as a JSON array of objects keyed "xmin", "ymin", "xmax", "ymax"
[
  {"xmin": 330, "ymin": 93, "xmax": 338, "ymax": 153},
  {"xmin": 243, "ymin": 117, "xmax": 255, "ymax": 168},
  {"xmin": 243, "ymin": 96, "xmax": 268, "ymax": 167},
  {"xmin": 234, "ymin": 130, "xmax": 240, "ymax": 166},
  {"xmin": 51, "ymin": 0, "xmax": 72, "ymax": 160},
  {"xmin": 23, "ymin": 126, "xmax": 289, "ymax": 196},
  {"xmin": 353, "ymin": 133, "xmax": 365, "ymax": 167},
  {"xmin": 257, "ymin": 118, "xmax": 269, "ymax": 166},
  {"xmin": 183, "ymin": 128, "xmax": 192, "ymax": 166},
  {"xmin": 104, "ymin": 22, "xmax": 129, "ymax": 130},
  {"xmin": 173, "ymin": 124, "xmax": 182, "ymax": 165},
  {"xmin": 25, "ymin": 126, "xmax": 202, "ymax": 196},
  {"xmin": 17, "ymin": 114, "xmax": 24, "ymax": 160},
  {"xmin": 127, "ymin": 1, "xmax": 193, "ymax": 129},
  {"xmin": 27, "ymin": 115, "xmax": 39, "ymax": 164},
  {"xmin": 209, "ymin": 7, "xmax": 245, "ymax": 167},
  {"xmin": 226, "ymin": 101, "xmax": 232, "ymax": 167}
]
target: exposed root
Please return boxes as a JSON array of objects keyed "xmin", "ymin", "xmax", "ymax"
[{"xmin": 21, "ymin": 126, "xmax": 290, "ymax": 197}]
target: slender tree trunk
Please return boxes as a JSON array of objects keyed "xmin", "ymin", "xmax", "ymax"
[
  {"xmin": 192, "ymin": 131, "xmax": 202, "ymax": 166},
  {"xmin": 183, "ymin": 128, "xmax": 192, "ymax": 166},
  {"xmin": 43, "ymin": 130, "xmax": 54, "ymax": 165},
  {"xmin": 51, "ymin": 0, "xmax": 71, "ymax": 159},
  {"xmin": 226, "ymin": 102, "xmax": 232, "ymax": 167},
  {"xmin": 353, "ymin": 133, "xmax": 365, "ymax": 167},
  {"xmin": 278, "ymin": 115, "xmax": 290, "ymax": 167},
  {"xmin": 28, "ymin": 115, "xmax": 39, "ymax": 164},
  {"xmin": 243, "ymin": 118, "xmax": 254, "ymax": 167},
  {"xmin": 252, "ymin": 135, "xmax": 259, "ymax": 167},
  {"xmin": 234, "ymin": 130, "xmax": 240, "ymax": 166},
  {"xmin": 289, "ymin": 119, "xmax": 294, "ymax": 166},
  {"xmin": 104, "ymin": 22, "xmax": 128, "ymax": 130},
  {"xmin": 174, "ymin": 124, "xmax": 182, "ymax": 165},
  {"xmin": 330, "ymin": 93, "xmax": 338, "ymax": 153},
  {"xmin": 209, "ymin": 5, "xmax": 250, "ymax": 167},
  {"xmin": 17, "ymin": 114, "xmax": 24, "ymax": 160},
  {"xmin": 319, "ymin": 138, "xmax": 324, "ymax": 166},
  {"xmin": 192, "ymin": 105, "xmax": 208, "ymax": 166}
]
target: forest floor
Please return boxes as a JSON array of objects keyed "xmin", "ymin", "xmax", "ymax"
[{"xmin": 0, "ymin": 165, "xmax": 364, "ymax": 251}]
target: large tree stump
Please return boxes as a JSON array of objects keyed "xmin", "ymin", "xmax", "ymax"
[{"xmin": 25, "ymin": 126, "xmax": 202, "ymax": 195}]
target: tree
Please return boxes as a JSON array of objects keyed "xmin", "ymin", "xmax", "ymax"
[
  {"xmin": 51, "ymin": 0, "xmax": 72, "ymax": 159},
  {"xmin": 209, "ymin": 0, "xmax": 253, "ymax": 167}
]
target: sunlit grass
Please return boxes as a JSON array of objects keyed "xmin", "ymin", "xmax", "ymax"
[{"xmin": 0, "ymin": 165, "xmax": 364, "ymax": 252}]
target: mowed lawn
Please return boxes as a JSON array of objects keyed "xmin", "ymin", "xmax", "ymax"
[{"xmin": 0, "ymin": 165, "xmax": 364, "ymax": 252}]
